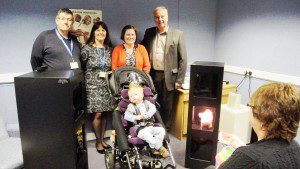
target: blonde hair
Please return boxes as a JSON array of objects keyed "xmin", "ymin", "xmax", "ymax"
[
  {"xmin": 128, "ymin": 82, "xmax": 143, "ymax": 96},
  {"xmin": 153, "ymin": 6, "xmax": 168, "ymax": 15},
  {"xmin": 250, "ymin": 82, "xmax": 300, "ymax": 142}
]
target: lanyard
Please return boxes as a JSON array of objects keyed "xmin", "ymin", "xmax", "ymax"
[
  {"xmin": 55, "ymin": 28, "xmax": 73, "ymax": 58},
  {"xmin": 96, "ymin": 47, "xmax": 106, "ymax": 70}
]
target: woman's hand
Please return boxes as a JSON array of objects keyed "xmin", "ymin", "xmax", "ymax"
[
  {"xmin": 221, "ymin": 132, "xmax": 246, "ymax": 149},
  {"xmin": 229, "ymin": 134, "xmax": 246, "ymax": 149}
]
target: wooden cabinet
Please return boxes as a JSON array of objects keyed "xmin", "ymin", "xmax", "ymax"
[
  {"xmin": 170, "ymin": 84, "xmax": 237, "ymax": 140},
  {"xmin": 170, "ymin": 88, "xmax": 189, "ymax": 140}
]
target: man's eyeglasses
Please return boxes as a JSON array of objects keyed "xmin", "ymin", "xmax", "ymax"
[{"xmin": 58, "ymin": 17, "xmax": 73, "ymax": 22}]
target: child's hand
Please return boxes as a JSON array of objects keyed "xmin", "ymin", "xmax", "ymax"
[
  {"xmin": 142, "ymin": 115, "xmax": 149, "ymax": 119},
  {"xmin": 136, "ymin": 115, "xmax": 143, "ymax": 120}
]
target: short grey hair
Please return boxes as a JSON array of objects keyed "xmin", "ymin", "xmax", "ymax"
[
  {"xmin": 56, "ymin": 8, "xmax": 73, "ymax": 18},
  {"xmin": 153, "ymin": 6, "xmax": 168, "ymax": 15}
]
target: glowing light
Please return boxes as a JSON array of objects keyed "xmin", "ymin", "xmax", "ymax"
[{"xmin": 198, "ymin": 109, "xmax": 213, "ymax": 129}]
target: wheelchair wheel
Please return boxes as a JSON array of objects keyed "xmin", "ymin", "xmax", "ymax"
[
  {"xmin": 151, "ymin": 160, "xmax": 163, "ymax": 169},
  {"xmin": 105, "ymin": 149, "xmax": 130, "ymax": 169},
  {"xmin": 104, "ymin": 149, "xmax": 115, "ymax": 169}
]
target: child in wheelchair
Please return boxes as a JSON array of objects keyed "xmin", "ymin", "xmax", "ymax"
[
  {"xmin": 124, "ymin": 82, "xmax": 169, "ymax": 158},
  {"xmin": 106, "ymin": 67, "xmax": 176, "ymax": 169}
]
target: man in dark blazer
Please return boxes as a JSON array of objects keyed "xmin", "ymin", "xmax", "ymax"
[{"xmin": 141, "ymin": 6, "xmax": 187, "ymax": 129}]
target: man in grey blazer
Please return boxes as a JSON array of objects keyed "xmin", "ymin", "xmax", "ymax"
[{"xmin": 141, "ymin": 6, "xmax": 187, "ymax": 129}]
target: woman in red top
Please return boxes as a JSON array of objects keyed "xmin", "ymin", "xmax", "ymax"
[{"xmin": 112, "ymin": 25, "xmax": 151, "ymax": 73}]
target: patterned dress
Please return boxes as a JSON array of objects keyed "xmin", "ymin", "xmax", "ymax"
[{"xmin": 81, "ymin": 44, "xmax": 114, "ymax": 113}]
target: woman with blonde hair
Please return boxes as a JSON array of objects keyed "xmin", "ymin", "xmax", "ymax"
[{"xmin": 219, "ymin": 82, "xmax": 300, "ymax": 169}]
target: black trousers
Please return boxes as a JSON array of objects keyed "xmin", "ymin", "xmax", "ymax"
[{"xmin": 151, "ymin": 70, "xmax": 176, "ymax": 129}]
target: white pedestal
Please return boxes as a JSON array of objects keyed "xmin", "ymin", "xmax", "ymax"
[{"xmin": 219, "ymin": 104, "xmax": 252, "ymax": 144}]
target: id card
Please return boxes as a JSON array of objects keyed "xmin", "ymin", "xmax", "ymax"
[
  {"xmin": 99, "ymin": 71, "xmax": 106, "ymax": 78},
  {"xmin": 70, "ymin": 61, "xmax": 79, "ymax": 69}
]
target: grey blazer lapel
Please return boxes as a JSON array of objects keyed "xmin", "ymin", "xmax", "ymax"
[{"xmin": 164, "ymin": 27, "xmax": 173, "ymax": 56}]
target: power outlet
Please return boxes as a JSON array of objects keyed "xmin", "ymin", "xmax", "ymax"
[{"xmin": 244, "ymin": 71, "xmax": 253, "ymax": 76}]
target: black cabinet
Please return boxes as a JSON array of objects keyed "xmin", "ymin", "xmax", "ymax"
[
  {"xmin": 15, "ymin": 70, "xmax": 88, "ymax": 169},
  {"xmin": 185, "ymin": 61, "xmax": 224, "ymax": 169}
]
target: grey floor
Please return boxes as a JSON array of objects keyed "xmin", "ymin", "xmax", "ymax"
[{"xmin": 87, "ymin": 133, "xmax": 188, "ymax": 169}]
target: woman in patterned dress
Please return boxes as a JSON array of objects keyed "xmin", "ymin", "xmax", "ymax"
[
  {"xmin": 80, "ymin": 21, "xmax": 114, "ymax": 154},
  {"xmin": 111, "ymin": 25, "xmax": 151, "ymax": 73}
]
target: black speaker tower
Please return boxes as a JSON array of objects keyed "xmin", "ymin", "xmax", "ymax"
[
  {"xmin": 14, "ymin": 70, "xmax": 88, "ymax": 169},
  {"xmin": 185, "ymin": 61, "xmax": 224, "ymax": 169}
]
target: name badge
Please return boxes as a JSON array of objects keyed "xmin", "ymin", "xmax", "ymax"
[
  {"xmin": 99, "ymin": 71, "xmax": 106, "ymax": 78},
  {"xmin": 70, "ymin": 61, "xmax": 79, "ymax": 69}
]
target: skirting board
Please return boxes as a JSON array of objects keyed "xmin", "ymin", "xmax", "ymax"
[
  {"xmin": 1, "ymin": 66, "xmax": 299, "ymax": 86},
  {"xmin": 224, "ymin": 65, "xmax": 300, "ymax": 86},
  {"xmin": 0, "ymin": 72, "xmax": 27, "ymax": 84}
]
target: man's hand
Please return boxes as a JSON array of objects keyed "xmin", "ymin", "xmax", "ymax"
[{"xmin": 175, "ymin": 82, "xmax": 182, "ymax": 89}]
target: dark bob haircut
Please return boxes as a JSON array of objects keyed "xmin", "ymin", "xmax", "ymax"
[
  {"xmin": 120, "ymin": 25, "xmax": 137, "ymax": 42},
  {"xmin": 87, "ymin": 21, "xmax": 112, "ymax": 49}
]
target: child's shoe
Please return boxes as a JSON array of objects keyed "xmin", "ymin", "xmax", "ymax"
[{"xmin": 159, "ymin": 146, "xmax": 170, "ymax": 158}]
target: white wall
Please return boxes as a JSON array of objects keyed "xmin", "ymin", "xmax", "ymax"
[
  {"xmin": 0, "ymin": 0, "xmax": 217, "ymax": 124},
  {"xmin": 215, "ymin": 0, "xmax": 300, "ymax": 79},
  {"xmin": 1, "ymin": 0, "xmax": 300, "ymax": 142},
  {"xmin": 0, "ymin": 0, "xmax": 102, "ymax": 124},
  {"xmin": 215, "ymin": 0, "xmax": 300, "ymax": 142},
  {"xmin": 179, "ymin": 0, "xmax": 217, "ymax": 64},
  {"xmin": 0, "ymin": 84, "xmax": 18, "ymax": 123}
]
